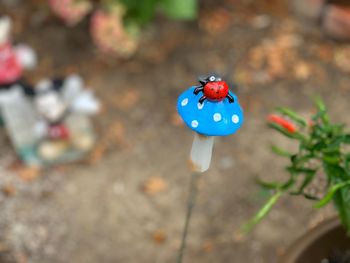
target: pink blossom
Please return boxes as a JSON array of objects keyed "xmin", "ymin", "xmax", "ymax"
[
  {"xmin": 90, "ymin": 9, "xmax": 138, "ymax": 58},
  {"xmin": 49, "ymin": 0, "xmax": 92, "ymax": 26}
]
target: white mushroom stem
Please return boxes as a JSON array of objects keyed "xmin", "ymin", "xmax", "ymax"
[{"xmin": 190, "ymin": 133, "xmax": 215, "ymax": 173}]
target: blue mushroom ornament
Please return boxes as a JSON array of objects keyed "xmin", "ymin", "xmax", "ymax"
[{"xmin": 177, "ymin": 75, "xmax": 244, "ymax": 172}]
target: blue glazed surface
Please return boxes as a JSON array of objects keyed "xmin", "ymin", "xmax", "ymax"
[{"xmin": 177, "ymin": 87, "xmax": 244, "ymax": 136}]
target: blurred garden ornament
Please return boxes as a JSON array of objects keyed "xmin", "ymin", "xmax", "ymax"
[
  {"xmin": 292, "ymin": 0, "xmax": 350, "ymax": 41},
  {"xmin": 244, "ymin": 99, "xmax": 350, "ymax": 262},
  {"xmin": 176, "ymin": 75, "xmax": 243, "ymax": 262},
  {"xmin": 1, "ymin": 74, "xmax": 99, "ymax": 166},
  {"xmin": 0, "ymin": 15, "xmax": 37, "ymax": 98}
]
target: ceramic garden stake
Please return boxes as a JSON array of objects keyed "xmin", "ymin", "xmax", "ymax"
[
  {"xmin": 176, "ymin": 75, "xmax": 244, "ymax": 263},
  {"xmin": 177, "ymin": 75, "xmax": 244, "ymax": 172}
]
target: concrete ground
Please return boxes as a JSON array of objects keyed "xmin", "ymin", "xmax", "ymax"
[{"xmin": 0, "ymin": 0, "xmax": 349, "ymax": 262}]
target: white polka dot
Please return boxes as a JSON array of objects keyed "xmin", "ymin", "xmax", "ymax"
[
  {"xmin": 232, "ymin": 114, "xmax": 239, "ymax": 124},
  {"xmin": 213, "ymin": 113, "xmax": 222, "ymax": 122},
  {"xmin": 191, "ymin": 120, "xmax": 199, "ymax": 128},
  {"xmin": 197, "ymin": 103, "xmax": 204, "ymax": 110},
  {"xmin": 181, "ymin": 98, "xmax": 188, "ymax": 106}
]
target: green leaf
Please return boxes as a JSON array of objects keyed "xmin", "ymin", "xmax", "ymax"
[
  {"xmin": 294, "ymin": 154, "xmax": 316, "ymax": 165},
  {"xmin": 242, "ymin": 191, "xmax": 282, "ymax": 233},
  {"xmin": 291, "ymin": 169, "xmax": 316, "ymax": 195},
  {"xmin": 159, "ymin": 0, "xmax": 197, "ymax": 20},
  {"xmin": 324, "ymin": 163, "xmax": 348, "ymax": 180},
  {"xmin": 313, "ymin": 97, "xmax": 329, "ymax": 124},
  {"xmin": 344, "ymin": 154, "xmax": 350, "ymax": 172},
  {"xmin": 276, "ymin": 107, "xmax": 307, "ymax": 127},
  {"xmin": 287, "ymin": 167, "xmax": 315, "ymax": 175},
  {"xmin": 281, "ymin": 177, "xmax": 297, "ymax": 190},
  {"xmin": 256, "ymin": 178, "xmax": 282, "ymax": 190},
  {"xmin": 314, "ymin": 181, "xmax": 350, "ymax": 208},
  {"xmin": 303, "ymin": 193, "xmax": 320, "ymax": 200},
  {"xmin": 314, "ymin": 96, "xmax": 326, "ymax": 112},
  {"xmin": 310, "ymin": 141, "xmax": 326, "ymax": 151},
  {"xmin": 122, "ymin": 0, "xmax": 160, "ymax": 25},
  {"xmin": 333, "ymin": 187, "xmax": 350, "ymax": 235},
  {"xmin": 271, "ymin": 145, "xmax": 292, "ymax": 157},
  {"xmin": 335, "ymin": 134, "xmax": 350, "ymax": 144},
  {"xmin": 323, "ymin": 154, "xmax": 340, "ymax": 165}
]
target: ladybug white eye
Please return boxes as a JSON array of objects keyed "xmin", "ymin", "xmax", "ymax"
[{"xmin": 209, "ymin": 76, "xmax": 215, "ymax": 81}]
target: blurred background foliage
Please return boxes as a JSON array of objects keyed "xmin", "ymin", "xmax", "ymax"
[{"xmin": 47, "ymin": 0, "xmax": 198, "ymax": 58}]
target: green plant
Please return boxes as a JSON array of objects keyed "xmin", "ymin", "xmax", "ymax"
[
  {"xmin": 244, "ymin": 98, "xmax": 350, "ymax": 234},
  {"xmin": 119, "ymin": 0, "xmax": 198, "ymax": 27},
  {"xmin": 49, "ymin": 0, "xmax": 198, "ymax": 57}
]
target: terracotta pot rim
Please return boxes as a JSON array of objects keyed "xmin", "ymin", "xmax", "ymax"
[{"xmin": 281, "ymin": 216, "xmax": 341, "ymax": 263}]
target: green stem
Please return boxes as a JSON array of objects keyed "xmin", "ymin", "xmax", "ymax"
[{"xmin": 242, "ymin": 191, "xmax": 282, "ymax": 233}]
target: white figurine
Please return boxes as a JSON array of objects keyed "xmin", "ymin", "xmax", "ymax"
[{"xmin": 1, "ymin": 74, "xmax": 99, "ymax": 165}]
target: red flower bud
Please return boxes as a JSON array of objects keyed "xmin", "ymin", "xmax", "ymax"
[{"xmin": 267, "ymin": 114, "xmax": 297, "ymax": 133}]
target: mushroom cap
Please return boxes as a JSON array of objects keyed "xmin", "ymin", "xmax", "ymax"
[{"xmin": 177, "ymin": 86, "xmax": 244, "ymax": 136}]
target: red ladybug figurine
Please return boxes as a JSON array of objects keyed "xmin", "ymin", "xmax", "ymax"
[{"xmin": 193, "ymin": 75, "xmax": 235, "ymax": 104}]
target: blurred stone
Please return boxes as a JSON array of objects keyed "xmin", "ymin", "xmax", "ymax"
[
  {"xmin": 251, "ymin": 15, "xmax": 271, "ymax": 29},
  {"xmin": 1, "ymin": 0, "xmax": 22, "ymax": 8},
  {"xmin": 218, "ymin": 156, "xmax": 235, "ymax": 169},
  {"xmin": 291, "ymin": 0, "xmax": 325, "ymax": 20}
]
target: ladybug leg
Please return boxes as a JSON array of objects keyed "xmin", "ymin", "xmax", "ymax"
[
  {"xmin": 227, "ymin": 94, "xmax": 235, "ymax": 103},
  {"xmin": 199, "ymin": 95, "xmax": 207, "ymax": 104},
  {"xmin": 193, "ymin": 86, "xmax": 204, "ymax": 95}
]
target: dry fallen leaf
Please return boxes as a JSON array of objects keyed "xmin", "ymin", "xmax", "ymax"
[
  {"xmin": 152, "ymin": 230, "xmax": 167, "ymax": 244},
  {"xmin": 334, "ymin": 47, "xmax": 350, "ymax": 73},
  {"xmin": 14, "ymin": 252, "xmax": 28, "ymax": 263},
  {"xmin": 0, "ymin": 242, "xmax": 9, "ymax": 252},
  {"xmin": 232, "ymin": 230, "xmax": 247, "ymax": 243},
  {"xmin": 294, "ymin": 61, "xmax": 311, "ymax": 80},
  {"xmin": 199, "ymin": 8, "xmax": 232, "ymax": 34},
  {"xmin": 201, "ymin": 240, "xmax": 215, "ymax": 253},
  {"xmin": 2, "ymin": 185, "xmax": 16, "ymax": 196},
  {"xmin": 106, "ymin": 121, "xmax": 130, "ymax": 148},
  {"xmin": 318, "ymin": 44, "xmax": 332, "ymax": 61},
  {"xmin": 142, "ymin": 176, "xmax": 168, "ymax": 195},
  {"xmin": 113, "ymin": 89, "xmax": 140, "ymax": 111},
  {"xmin": 88, "ymin": 142, "xmax": 107, "ymax": 164},
  {"xmin": 17, "ymin": 166, "xmax": 41, "ymax": 181},
  {"xmin": 108, "ymin": 121, "xmax": 125, "ymax": 141},
  {"xmin": 244, "ymin": 33, "xmax": 303, "ymax": 83}
]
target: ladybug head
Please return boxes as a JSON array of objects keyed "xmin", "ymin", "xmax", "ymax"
[{"xmin": 205, "ymin": 75, "xmax": 222, "ymax": 83}]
